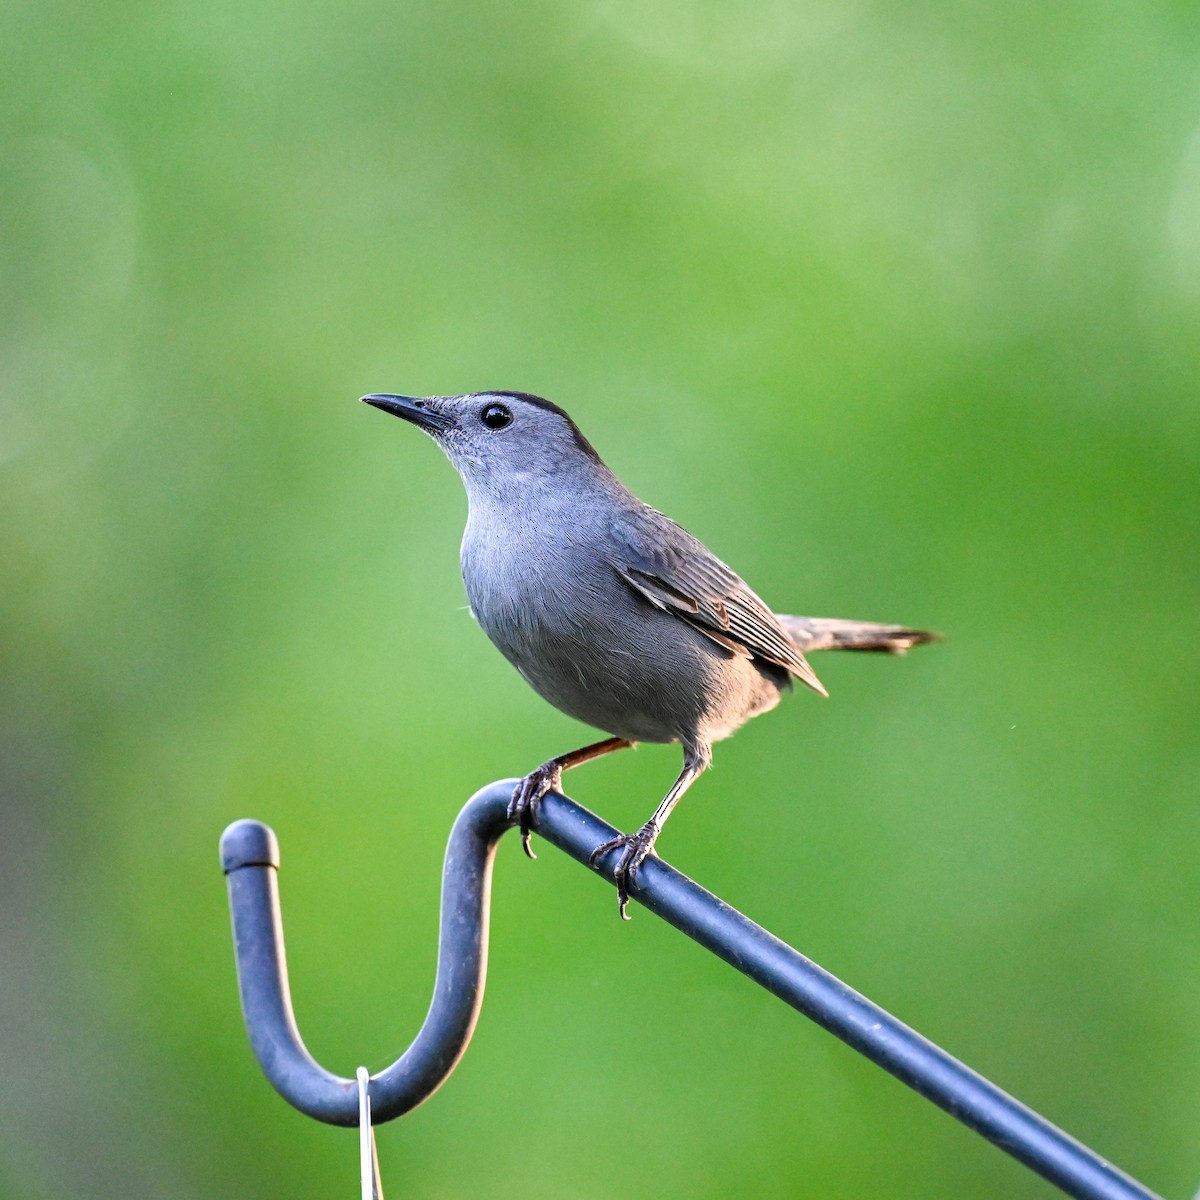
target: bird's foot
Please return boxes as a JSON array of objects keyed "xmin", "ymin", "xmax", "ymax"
[
  {"xmin": 507, "ymin": 762, "xmax": 564, "ymax": 859},
  {"xmin": 588, "ymin": 823, "xmax": 659, "ymax": 920}
]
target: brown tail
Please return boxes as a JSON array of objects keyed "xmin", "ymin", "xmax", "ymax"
[{"xmin": 777, "ymin": 616, "xmax": 940, "ymax": 656}]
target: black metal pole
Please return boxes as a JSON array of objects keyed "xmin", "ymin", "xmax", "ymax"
[{"xmin": 220, "ymin": 780, "xmax": 1162, "ymax": 1200}]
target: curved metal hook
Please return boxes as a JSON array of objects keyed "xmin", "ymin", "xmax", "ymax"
[
  {"xmin": 219, "ymin": 780, "xmax": 512, "ymax": 1125},
  {"xmin": 221, "ymin": 782, "xmax": 1159, "ymax": 1200}
]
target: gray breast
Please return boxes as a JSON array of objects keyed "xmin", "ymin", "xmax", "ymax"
[{"xmin": 461, "ymin": 515, "xmax": 785, "ymax": 746}]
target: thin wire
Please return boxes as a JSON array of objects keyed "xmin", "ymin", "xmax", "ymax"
[{"xmin": 357, "ymin": 1067, "xmax": 383, "ymax": 1200}]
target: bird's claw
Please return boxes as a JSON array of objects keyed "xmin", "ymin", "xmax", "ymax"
[
  {"xmin": 589, "ymin": 826, "xmax": 658, "ymax": 920},
  {"xmin": 507, "ymin": 763, "xmax": 563, "ymax": 859}
]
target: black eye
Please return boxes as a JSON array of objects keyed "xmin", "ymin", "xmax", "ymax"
[{"xmin": 480, "ymin": 403, "xmax": 512, "ymax": 430}]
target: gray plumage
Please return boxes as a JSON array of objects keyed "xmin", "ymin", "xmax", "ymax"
[{"xmin": 363, "ymin": 390, "xmax": 937, "ymax": 917}]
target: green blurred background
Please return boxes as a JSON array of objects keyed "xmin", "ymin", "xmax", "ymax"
[{"xmin": 3, "ymin": 0, "xmax": 1199, "ymax": 1196}]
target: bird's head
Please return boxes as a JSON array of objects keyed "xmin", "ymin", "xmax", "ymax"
[{"xmin": 360, "ymin": 390, "xmax": 609, "ymax": 499}]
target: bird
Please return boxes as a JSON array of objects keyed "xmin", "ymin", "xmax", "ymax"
[{"xmin": 362, "ymin": 390, "xmax": 936, "ymax": 918}]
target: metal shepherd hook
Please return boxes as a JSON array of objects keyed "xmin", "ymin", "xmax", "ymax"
[{"xmin": 220, "ymin": 780, "xmax": 1163, "ymax": 1200}]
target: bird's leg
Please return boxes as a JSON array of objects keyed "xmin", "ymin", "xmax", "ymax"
[
  {"xmin": 509, "ymin": 737, "xmax": 635, "ymax": 858},
  {"xmin": 589, "ymin": 742, "xmax": 712, "ymax": 920}
]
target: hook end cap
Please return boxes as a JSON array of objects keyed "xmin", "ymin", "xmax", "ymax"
[{"xmin": 220, "ymin": 819, "xmax": 280, "ymax": 874}]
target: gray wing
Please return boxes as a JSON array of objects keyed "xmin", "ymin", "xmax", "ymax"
[{"xmin": 610, "ymin": 505, "xmax": 827, "ymax": 697}]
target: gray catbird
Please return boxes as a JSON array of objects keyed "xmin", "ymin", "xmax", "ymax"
[{"xmin": 363, "ymin": 390, "xmax": 936, "ymax": 917}]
